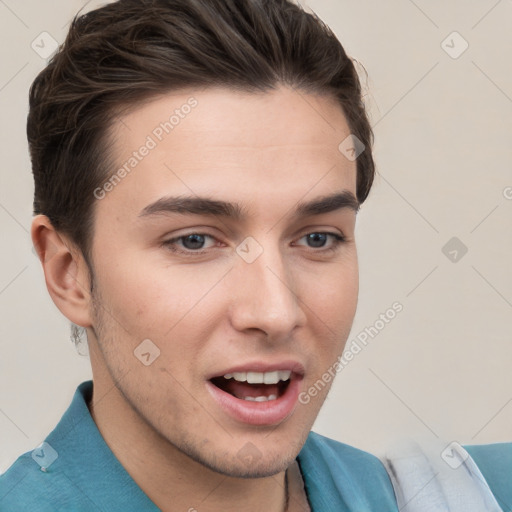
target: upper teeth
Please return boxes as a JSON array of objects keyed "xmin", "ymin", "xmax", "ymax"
[{"xmin": 223, "ymin": 370, "xmax": 291, "ymax": 384}]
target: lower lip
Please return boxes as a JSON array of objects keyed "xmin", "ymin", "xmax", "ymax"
[{"xmin": 206, "ymin": 376, "xmax": 302, "ymax": 426}]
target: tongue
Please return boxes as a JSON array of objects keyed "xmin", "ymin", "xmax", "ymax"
[{"xmin": 223, "ymin": 380, "xmax": 280, "ymax": 399}]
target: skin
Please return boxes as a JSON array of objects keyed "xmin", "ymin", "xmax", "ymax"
[{"xmin": 32, "ymin": 85, "xmax": 360, "ymax": 512}]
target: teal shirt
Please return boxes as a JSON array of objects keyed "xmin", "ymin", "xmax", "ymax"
[
  {"xmin": 0, "ymin": 380, "xmax": 398, "ymax": 511},
  {"xmin": 465, "ymin": 443, "xmax": 512, "ymax": 512},
  {"xmin": 2, "ymin": 380, "xmax": 511, "ymax": 511}
]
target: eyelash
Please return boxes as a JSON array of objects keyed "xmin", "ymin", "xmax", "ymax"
[{"xmin": 161, "ymin": 232, "xmax": 346, "ymax": 256}]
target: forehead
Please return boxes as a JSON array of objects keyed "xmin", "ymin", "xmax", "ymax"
[{"xmin": 100, "ymin": 86, "xmax": 357, "ymax": 221}]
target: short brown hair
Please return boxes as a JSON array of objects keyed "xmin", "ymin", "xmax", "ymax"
[{"xmin": 28, "ymin": 0, "xmax": 375, "ymax": 271}]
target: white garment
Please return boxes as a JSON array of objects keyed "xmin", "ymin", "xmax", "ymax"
[{"xmin": 382, "ymin": 439, "xmax": 503, "ymax": 511}]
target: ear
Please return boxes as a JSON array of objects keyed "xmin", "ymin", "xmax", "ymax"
[{"xmin": 31, "ymin": 215, "xmax": 93, "ymax": 328}]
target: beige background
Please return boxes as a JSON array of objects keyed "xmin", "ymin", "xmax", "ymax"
[{"xmin": 0, "ymin": 0, "xmax": 511, "ymax": 473}]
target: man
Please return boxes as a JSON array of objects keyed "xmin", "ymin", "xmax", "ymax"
[{"xmin": 0, "ymin": 1, "xmax": 510, "ymax": 511}]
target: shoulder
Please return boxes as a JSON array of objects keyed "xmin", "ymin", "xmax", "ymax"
[
  {"xmin": 301, "ymin": 430, "xmax": 391, "ymax": 474},
  {"xmin": 0, "ymin": 452, "xmax": 77, "ymax": 512},
  {"xmin": 465, "ymin": 441, "xmax": 512, "ymax": 511},
  {"xmin": 0, "ymin": 381, "xmax": 102, "ymax": 512},
  {"xmin": 298, "ymin": 431, "xmax": 398, "ymax": 511}
]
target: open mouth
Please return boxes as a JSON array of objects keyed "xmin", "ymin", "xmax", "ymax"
[
  {"xmin": 206, "ymin": 366, "xmax": 304, "ymax": 425},
  {"xmin": 210, "ymin": 370, "xmax": 292, "ymax": 402}
]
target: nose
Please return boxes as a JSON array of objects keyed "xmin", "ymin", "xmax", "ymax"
[{"xmin": 228, "ymin": 238, "xmax": 307, "ymax": 341}]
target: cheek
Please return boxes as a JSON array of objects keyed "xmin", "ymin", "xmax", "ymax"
[
  {"xmin": 91, "ymin": 260, "xmax": 219, "ymax": 392},
  {"xmin": 299, "ymin": 258, "xmax": 359, "ymax": 364},
  {"xmin": 94, "ymin": 255, "xmax": 229, "ymax": 358},
  {"xmin": 304, "ymin": 258, "xmax": 358, "ymax": 320}
]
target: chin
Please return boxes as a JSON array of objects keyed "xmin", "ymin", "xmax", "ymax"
[
  {"xmin": 205, "ymin": 453, "xmax": 295, "ymax": 479},
  {"xmin": 175, "ymin": 434, "xmax": 300, "ymax": 479}
]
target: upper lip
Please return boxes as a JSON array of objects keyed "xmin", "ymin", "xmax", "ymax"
[{"xmin": 207, "ymin": 360, "xmax": 306, "ymax": 380}]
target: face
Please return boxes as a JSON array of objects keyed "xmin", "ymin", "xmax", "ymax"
[{"xmin": 87, "ymin": 85, "xmax": 359, "ymax": 477}]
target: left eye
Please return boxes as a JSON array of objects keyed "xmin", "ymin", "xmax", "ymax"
[
  {"xmin": 162, "ymin": 232, "xmax": 345, "ymax": 254},
  {"xmin": 295, "ymin": 232, "xmax": 345, "ymax": 249},
  {"xmin": 166, "ymin": 233, "xmax": 216, "ymax": 252}
]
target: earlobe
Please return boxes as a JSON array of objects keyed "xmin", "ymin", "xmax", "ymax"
[{"xmin": 31, "ymin": 215, "xmax": 93, "ymax": 328}]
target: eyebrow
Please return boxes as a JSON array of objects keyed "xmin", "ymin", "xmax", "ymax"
[{"xmin": 138, "ymin": 190, "xmax": 360, "ymax": 221}]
